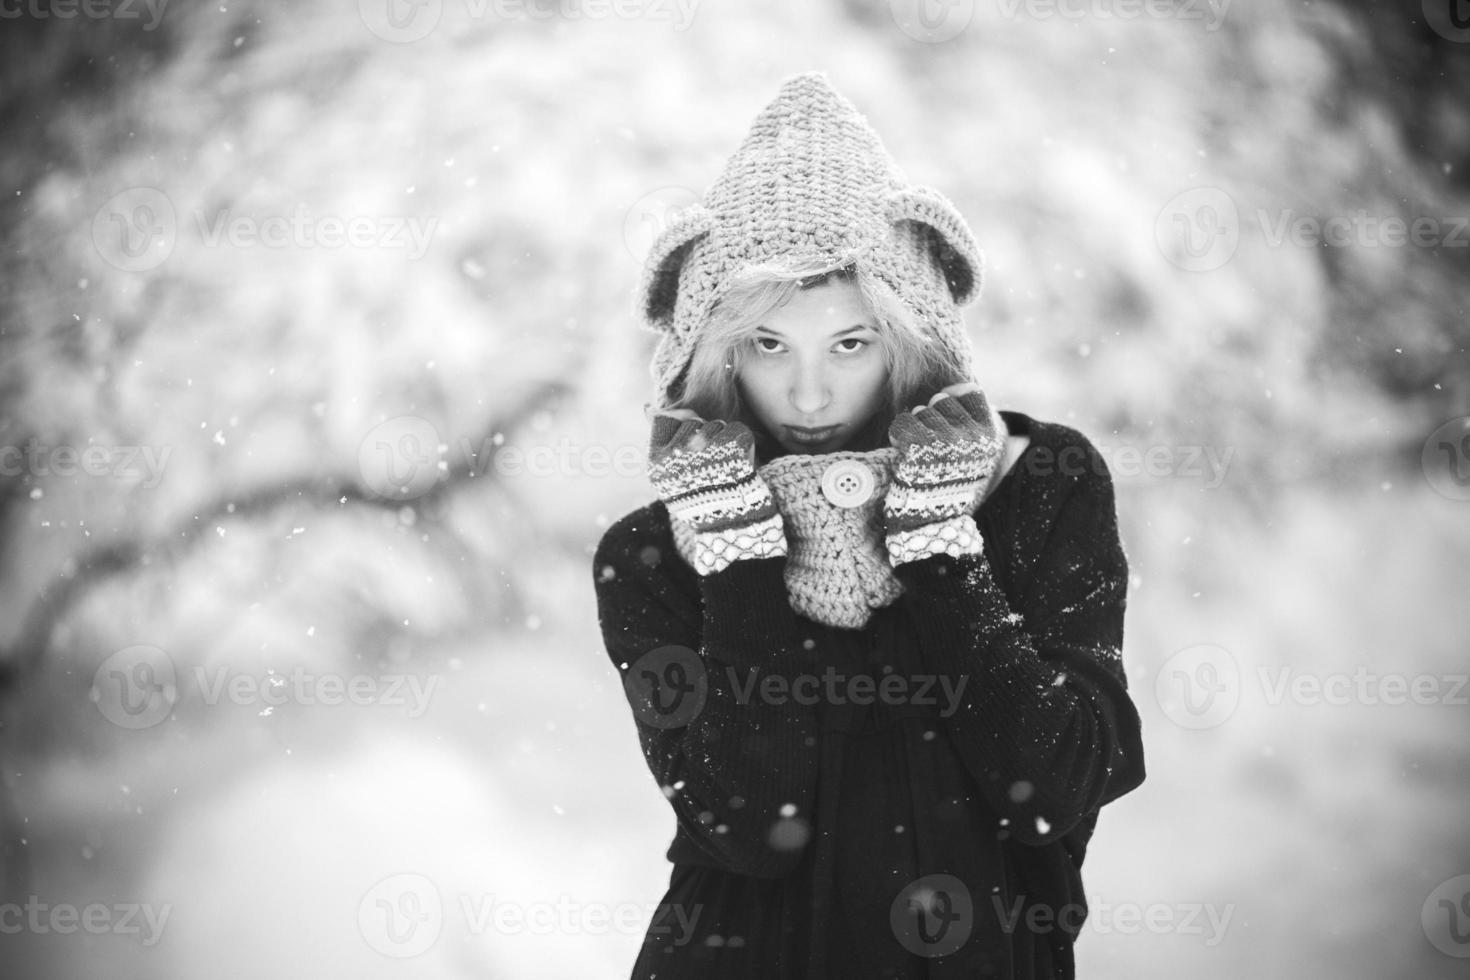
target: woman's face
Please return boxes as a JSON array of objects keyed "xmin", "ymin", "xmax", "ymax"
[{"xmin": 735, "ymin": 278, "xmax": 890, "ymax": 456}]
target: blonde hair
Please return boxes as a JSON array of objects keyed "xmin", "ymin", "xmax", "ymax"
[{"xmin": 668, "ymin": 260, "xmax": 969, "ymax": 452}]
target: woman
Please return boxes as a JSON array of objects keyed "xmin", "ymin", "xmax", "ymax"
[{"xmin": 592, "ymin": 71, "xmax": 1145, "ymax": 979}]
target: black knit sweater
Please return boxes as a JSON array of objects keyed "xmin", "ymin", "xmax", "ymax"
[{"xmin": 591, "ymin": 411, "xmax": 1146, "ymax": 979}]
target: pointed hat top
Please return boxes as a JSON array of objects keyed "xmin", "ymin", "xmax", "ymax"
[
  {"xmin": 700, "ymin": 71, "xmax": 907, "ymax": 272},
  {"xmin": 637, "ymin": 71, "xmax": 983, "ymax": 407}
]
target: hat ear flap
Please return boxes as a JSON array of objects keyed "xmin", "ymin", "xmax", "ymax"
[
  {"xmin": 637, "ymin": 203, "xmax": 714, "ymax": 327},
  {"xmin": 883, "ymin": 187, "xmax": 983, "ymax": 305}
]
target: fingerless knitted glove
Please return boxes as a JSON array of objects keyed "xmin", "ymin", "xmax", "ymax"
[
  {"xmin": 647, "ymin": 415, "xmax": 788, "ymax": 576},
  {"xmin": 884, "ymin": 390, "xmax": 1004, "ymax": 566}
]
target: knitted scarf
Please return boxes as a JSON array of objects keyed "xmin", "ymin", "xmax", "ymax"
[{"xmin": 671, "ymin": 447, "xmax": 905, "ymax": 630}]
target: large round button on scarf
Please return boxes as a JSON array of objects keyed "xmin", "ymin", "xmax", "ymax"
[{"xmin": 820, "ymin": 459, "xmax": 876, "ymax": 508}]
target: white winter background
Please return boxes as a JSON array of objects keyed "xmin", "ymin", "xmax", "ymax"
[{"xmin": 1, "ymin": 1, "xmax": 1468, "ymax": 978}]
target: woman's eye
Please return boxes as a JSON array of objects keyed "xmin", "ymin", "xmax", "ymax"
[
  {"xmin": 754, "ymin": 338, "xmax": 784, "ymax": 354},
  {"xmin": 836, "ymin": 338, "xmax": 869, "ymax": 354}
]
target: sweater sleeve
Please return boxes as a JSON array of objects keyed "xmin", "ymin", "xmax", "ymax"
[
  {"xmin": 591, "ymin": 504, "xmax": 821, "ymax": 878},
  {"xmin": 888, "ymin": 433, "xmax": 1145, "ymax": 847}
]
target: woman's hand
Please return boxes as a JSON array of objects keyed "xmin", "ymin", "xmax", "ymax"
[
  {"xmin": 903, "ymin": 380, "xmax": 983, "ymax": 415},
  {"xmin": 883, "ymin": 385, "xmax": 1004, "ymax": 564},
  {"xmin": 646, "ymin": 409, "xmax": 787, "ymax": 575}
]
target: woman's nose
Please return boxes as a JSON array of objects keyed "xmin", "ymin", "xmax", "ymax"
[{"xmin": 789, "ymin": 361, "xmax": 830, "ymax": 416}]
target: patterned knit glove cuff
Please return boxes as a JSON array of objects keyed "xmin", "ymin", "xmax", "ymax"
[
  {"xmin": 663, "ymin": 464, "xmax": 779, "ymax": 533},
  {"xmin": 885, "ymin": 514, "xmax": 984, "ymax": 567},
  {"xmin": 690, "ymin": 509, "xmax": 788, "ymax": 576},
  {"xmin": 883, "ymin": 463, "xmax": 988, "ymax": 532}
]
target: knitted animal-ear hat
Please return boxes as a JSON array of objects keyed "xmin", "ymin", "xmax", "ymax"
[{"xmin": 636, "ymin": 71, "xmax": 984, "ymax": 410}]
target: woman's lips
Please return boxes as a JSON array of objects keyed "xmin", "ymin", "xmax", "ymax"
[{"xmin": 784, "ymin": 425, "xmax": 839, "ymax": 445}]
